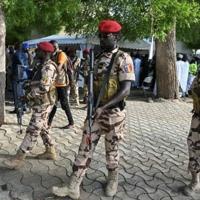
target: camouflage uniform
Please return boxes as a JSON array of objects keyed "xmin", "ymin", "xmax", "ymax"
[
  {"xmin": 73, "ymin": 48, "xmax": 135, "ymax": 176},
  {"xmin": 187, "ymin": 77, "xmax": 200, "ymax": 173},
  {"xmin": 20, "ymin": 59, "xmax": 57, "ymax": 153},
  {"xmin": 82, "ymin": 57, "xmax": 90, "ymax": 103},
  {"xmin": 52, "ymin": 20, "xmax": 135, "ymax": 199},
  {"xmin": 70, "ymin": 56, "xmax": 81, "ymax": 105}
]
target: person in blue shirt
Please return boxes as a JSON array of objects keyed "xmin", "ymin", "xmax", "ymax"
[{"xmin": 10, "ymin": 43, "xmax": 29, "ymax": 113}]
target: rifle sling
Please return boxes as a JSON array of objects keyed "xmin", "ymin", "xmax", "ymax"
[{"xmin": 94, "ymin": 50, "xmax": 118, "ymax": 110}]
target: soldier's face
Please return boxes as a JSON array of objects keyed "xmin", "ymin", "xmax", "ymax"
[
  {"xmin": 36, "ymin": 49, "xmax": 45, "ymax": 60},
  {"xmin": 99, "ymin": 32, "xmax": 118, "ymax": 51}
]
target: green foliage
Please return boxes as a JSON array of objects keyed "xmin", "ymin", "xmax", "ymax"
[
  {"xmin": 34, "ymin": 0, "xmax": 81, "ymax": 35},
  {"xmin": 1, "ymin": 0, "xmax": 200, "ymax": 45},
  {"xmin": 2, "ymin": 0, "xmax": 81, "ymax": 43},
  {"xmin": 178, "ymin": 22, "xmax": 200, "ymax": 50},
  {"xmin": 4, "ymin": 0, "xmax": 36, "ymax": 43},
  {"xmin": 176, "ymin": 0, "xmax": 200, "ymax": 49},
  {"xmin": 72, "ymin": 0, "xmax": 200, "ymax": 42}
]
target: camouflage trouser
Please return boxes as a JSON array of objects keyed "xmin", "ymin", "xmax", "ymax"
[
  {"xmin": 83, "ymin": 83, "xmax": 88, "ymax": 100},
  {"xmin": 187, "ymin": 113, "xmax": 200, "ymax": 173},
  {"xmin": 70, "ymin": 81, "xmax": 79, "ymax": 104},
  {"xmin": 72, "ymin": 108, "xmax": 126, "ymax": 177},
  {"xmin": 20, "ymin": 105, "xmax": 54, "ymax": 153}
]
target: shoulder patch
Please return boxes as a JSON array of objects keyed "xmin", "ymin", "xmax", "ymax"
[{"xmin": 123, "ymin": 63, "xmax": 133, "ymax": 73}]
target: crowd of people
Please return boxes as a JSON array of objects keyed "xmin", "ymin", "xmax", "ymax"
[
  {"xmin": 130, "ymin": 52, "xmax": 200, "ymax": 99},
  {"xmin": 3, "ymin": 18, "xmax": 200, "ymax": 199},
  {"xmin": 176, "ymin": 53, "xmax": 200, "ymax": 98},
  {"xmin": 6, "ymin": 41, "xmax": 91, "ymax": 115}
]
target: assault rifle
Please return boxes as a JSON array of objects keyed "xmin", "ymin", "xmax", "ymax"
[
  {"xmin": 87, "ymin": 49, "xmax": 94, "ymax": 149},
  {"xmin": 16, "ymin": 93, "xmax": 23, "ymax": 134},
  {"xmin": 16, "ymin": 65, "xmax": 25, "ymax": 134},
  {"xmin": 86, "ymin": 49, "xmax": 117, "ymax": 149},
  {"xmin": 16, "ymin": 64, "xmax": 33, "ymax": 134}
]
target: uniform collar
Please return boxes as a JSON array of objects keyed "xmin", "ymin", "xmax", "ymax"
[
  {"xmin": 102, "ymin": 47, "xmax": 119, "ymax": 54},
  {"xmin": 112, "ymin": 47, "xmax": 119, "ymax": 53},
  {"xmin": 44, "ymin": 59, "xmax": 52, "ymax": 65}
]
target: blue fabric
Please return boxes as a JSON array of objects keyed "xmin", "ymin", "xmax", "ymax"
[
  {"xmin": 12, "ymin": 50, "xmax": 29, "ymax": 80},
  {"xmin": 22, "ymin": 43, "xmax": 29, "ymax": 50},
  {"xmin": 11, "ymin": 49, "xmax": 29, "ymax": 110},
  {"xmin": 133, "ymin": 58, "xmax": 141, "ymax": 87}
]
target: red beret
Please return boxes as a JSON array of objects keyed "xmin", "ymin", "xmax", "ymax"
[
  {"xmin": 98, "ymin": 20, "xmax": 122, "ymax": 33},
  {"xmin": 38, "ymin": 42, "xmax": 54, "ymax": 53},
  {"xmin": 83, "ymin": 48, "xmax": 90, "ymax": 54}
]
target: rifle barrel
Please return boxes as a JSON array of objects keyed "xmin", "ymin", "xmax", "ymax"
[{"xmin": 88, "ymin": 49, "xmax": 94, "ymax": 133}]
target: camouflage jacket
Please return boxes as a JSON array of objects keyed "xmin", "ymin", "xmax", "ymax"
[
  {"xmin": 26, "ymin": 59, "xmax": 58, "ymax": 107},
  {"xmin": 82, "ymin": 57, "xmax": 90, "ymax": 77},
  {"xmin": 93, "ymin": 48, "xmax": 135, "ymax": 105}
]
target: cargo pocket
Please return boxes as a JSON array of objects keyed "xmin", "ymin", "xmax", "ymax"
[{"xmin": 107, "ymin": 108, "xmax": 126, "ymax": 140}]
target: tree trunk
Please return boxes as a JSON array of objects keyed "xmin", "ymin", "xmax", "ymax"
[
  {"xmin": 156, "ymin": 25, "xmax": 178, "ymax": 99},
  {"xmin": 0, "ymin": 8, "xmax": 6, "ymax": 125}
]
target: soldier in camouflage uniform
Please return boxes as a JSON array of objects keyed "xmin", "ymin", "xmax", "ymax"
[
  {"xmin": 52, "ymin": 19, "xmax": 135, "ymax": 199},
  {"xmin": 184, "ymin": 74, "xmax": 200, "ymax": 196},
  {"xmin": 81, "ymin": 49, "xmax": 90, "ymax": 104},
  {"xmin": 4, "ymin": 42, "xmax": 58, "ymax": 169},
  {"xmin": 66, "ymin": 48, "xmax": 81, "ymax": 106}
]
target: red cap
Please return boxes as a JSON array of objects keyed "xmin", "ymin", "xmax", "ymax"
[
  {"xmin": 83, "ymin": 48, "xmax": 90, "ymax": 54},
  {"xmin": 98, "ymin": 19, "xmax": 122, "ymax": 33},
  {"xmin": 38, "ymin": 42, "xmax": 54, "ymax": 53}
]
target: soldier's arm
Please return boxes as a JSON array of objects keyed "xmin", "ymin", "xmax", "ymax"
[
  {"xmin": 97, "ymin": 52, "xmax": 135, "ymax": 111},
  {"xmin": 57, "ymin": 63, "xmax": 64, "ymax": 73},
  {"xmin": 101, "ymin": 81, "xmax": 131, "ymax": 110},
  {"xmin": 39, "ymin": 64, "xmax": 56, "ymax": 93}
]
